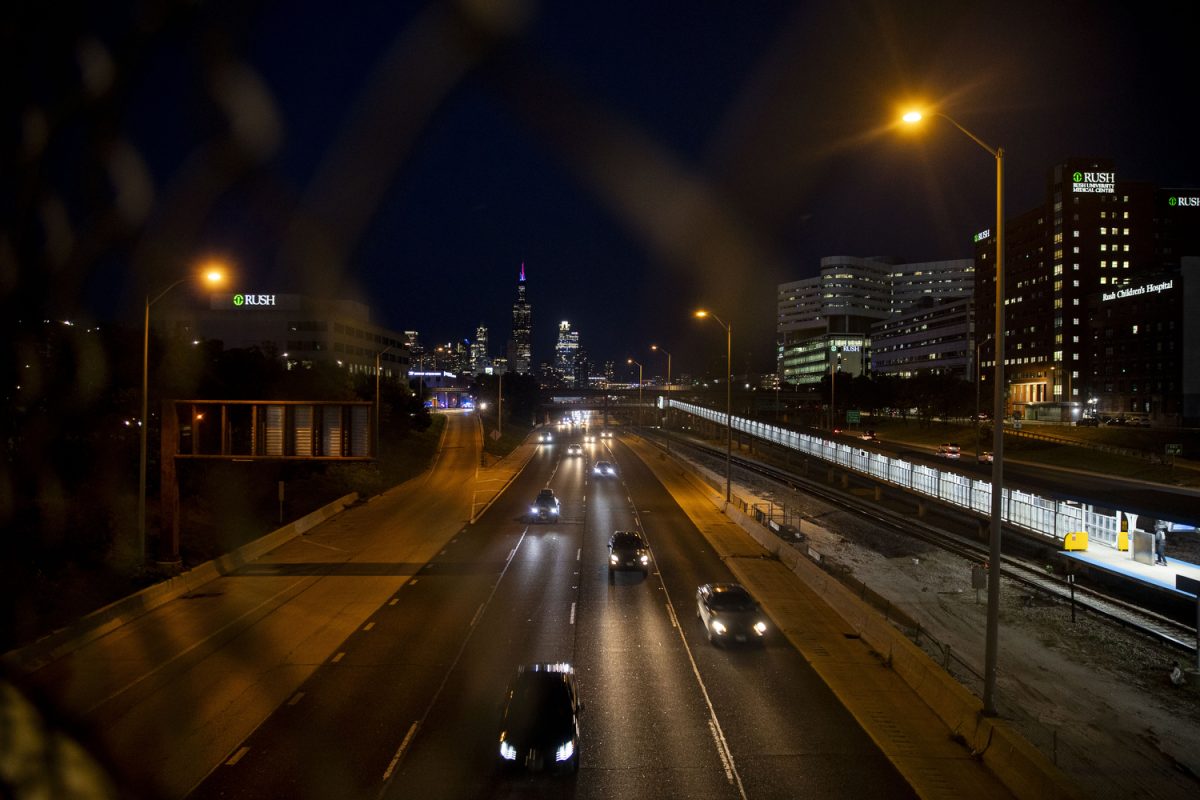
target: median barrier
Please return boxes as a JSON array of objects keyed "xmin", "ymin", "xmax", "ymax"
[{"xmin": 2, "ymin": 492, "xmax": 359, "ymax": 674}]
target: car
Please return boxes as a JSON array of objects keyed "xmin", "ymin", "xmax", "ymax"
[
  {"xmin": 583, "ymin": 433, "xmax": 596, "ymax": 443},
  {"xmin": 497, "ymin": 663, "xmax": 582, "ymax": 773},
  {"xmin": 530, "ymin": 489, "xmax": 560, "ymax": 522},
  {"xmin": 695, "ymin": 583, "xmax": 768, "ymax": 645},
  {"xmin": 537, "ymin": 431, "xmax": 554, "ymax": 443},
  {"xmin": 566, "ymin": 443, "xmax": 583, "ymax": 456},
  {"xmin": 608, "ymin": 530, "xmax": 651, "ymax": 577},
  {"xmin": 860, "ymin": 430, "xmax": 877, "ymax": 441},
  {"xmin": 977, "ymin": 451, "xmax": 994, "ymax": 463},
  {"xmin": 599, "ymin": 430, "xmax": 613, "ymax": 439},
  {"xmin": 937, "ymin": 442, "xmax": 961, "ymax": 459},
  {"xmin": 592, "ymin": 461, "xmax": 617, "ymax": 476},
  {"xmin": 1076, "ymin": 417, "xmax": 1099, "ymax": 427}
]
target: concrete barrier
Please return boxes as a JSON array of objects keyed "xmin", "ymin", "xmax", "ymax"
[{"xmin": 2, "ymin": 493, "xmax": 358, "ymax": 674}]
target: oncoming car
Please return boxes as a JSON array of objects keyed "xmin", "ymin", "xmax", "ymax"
[
  {"xmin": 608, "ymin": 530, "xmax": 650, "ymax": 577},
  {"xmin": 592, "ymin": 461, "xmax": 617, "ymax": 477},
  {"xmin": 583, "ymin": 433, "xmax": 596, "ymax": 443},
  {"xmin": 531, "ymin": 489, "xmax": 560, "ymax": 522},
  {"xmin": 537, "ymin": 431, "xmax": 554, "ymax": 444},
  {"xmin": 566, "ymin": 443, "xmax": 583, "ymax": 456},
  {"xmin": 498, "ymin": 663, "xmax": 582, "ymax": 773},
  {"xmin": 599, "ymin": 430, "xmax": 613, "ymax": 439},
  {"xmin": 696, "ymin": 583, "xmax": 768, "ymax": 645}
]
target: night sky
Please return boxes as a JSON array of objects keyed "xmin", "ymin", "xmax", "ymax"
[{"xmin": 5, "ymin": 1, "xmax": 1198, "ymax": 378}]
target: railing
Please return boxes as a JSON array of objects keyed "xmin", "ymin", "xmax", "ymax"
[{"xmin": 667, "ymin": 399, "xmax": 1141, "ymax": 549}]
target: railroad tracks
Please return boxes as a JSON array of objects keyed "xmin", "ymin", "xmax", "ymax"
[{"xmin": 653, "ymin": 432, "xmax": 1199, "ymax": 655}]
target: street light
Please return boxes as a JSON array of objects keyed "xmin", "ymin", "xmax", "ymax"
[
  {"xmin": 694, "ymin": 310, "xmax": 732, "ymax": 504},
  {"xmin": 650, "ymin": 344, "xmax": 671, "ymax": 437},
  {"xmin": 903, "ymin": 107, "xmax": 1006, "ymax": 715},
  {"xmin": 375, "ymin": 345, "xmax": 395, "ymax": 457},
  {"xmin": 627, "ymin": 358, "xmax": 643, "ymax": 427},
  {"xmin": 139, "ymin": 263, "xmax": 226, "ymax": 565},
  {"xmin": 829, "ymin": 344, "xmax": 842, "ymax": 430}
]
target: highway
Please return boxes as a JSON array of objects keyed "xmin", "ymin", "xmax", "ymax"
[{"xmin": 187, "ymin": 423, "xmax": 914, "ymax": 799}]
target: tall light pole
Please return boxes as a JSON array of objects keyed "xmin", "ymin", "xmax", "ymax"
[
  {"xmin": 903, "ymin": 108, "xmax": 1006, "ymax": 715},
  {"xmin": 695, "ymin": 310, "xmax": 732, "ymax": 504},
  {"xmin": 374, "ymin": 345, "xmax": 395, "ymax": 457},
  {"xmin": 139, "ymin": 265, "xmax": 226, "ymax": 565},
  {"xmin": 627, "ymin": 358, "xmax": 643, "ymax": 427},
  {"xmin": 829, "ymin": 345, "xmax": 842, "ymax": 430},
  {"xmin": 650, "ymin": 344, "xmax": 671, "ymax": 432},
  {"xmin": 975, "ymin": 334, "xmax": 992, "ymax": 459}
]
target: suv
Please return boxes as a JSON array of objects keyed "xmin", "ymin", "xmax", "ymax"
[
  {"xmin": 498, "ymin": 663, "xmax": 582, "ymax": 773},
  {"xmin": 531, "ymin": 489, "xmax": 560, "ymax": 522},
  {"xmin": 608, "ymin": 530, "xmax": 651, "ymax": 577}
]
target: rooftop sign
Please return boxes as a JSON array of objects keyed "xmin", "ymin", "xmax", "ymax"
[
  {"xmin": 232, "ymin": 293, "xmax": 276, "ymax": 307},
  {"xmin": 1169, "ymin": 196, "xmax": 1200, "ymax": 208},
  {"xmin": 974, "ymin": 229, "xmax": 991, "ymax": 243},
  {"xmin": 1071, "ymin": 170, "xmax": 1115, "ymax": 194}
]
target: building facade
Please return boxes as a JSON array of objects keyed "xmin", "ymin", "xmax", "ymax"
[
  {"xmin": 778, "ymin": 256, "xmax": 974, "ymax": 385},
  {"xmin": 975, "ymin": 159, "xmax": 1199, "ymax": 421},
  {"xmin": 471, "ymin": 324, "xmax": 489, "ymax": 375},
  {"xmin": 159, "ymin": 292, "xmax": 410, "ymax": 380},
  {"xmin": 871, "ymin": 297, "xmax": 975, "ymax": 379},
  {"xmin": 554, "ymin": 320, "xmax": 580, "ymax": 386}
]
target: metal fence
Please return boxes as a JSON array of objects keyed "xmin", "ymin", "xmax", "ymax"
[{"xmin": 668, "ymin": 399, "xmax": 1130, "ymax": 550}]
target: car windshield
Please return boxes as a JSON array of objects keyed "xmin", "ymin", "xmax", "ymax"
[
  {"xmin": 537, "ymin": 490, "xmax": 555, "ymax": 502},
  {"xmin": 708, "ymin": 587, "xmax": 755, "ymax": 611},
  {"xmin": 507, "ymin": 675, "xmax": 573, "ymax": 733},
  {"xmin": 611, "ymin": 533, "xmax": 643, "ymax": 548}
]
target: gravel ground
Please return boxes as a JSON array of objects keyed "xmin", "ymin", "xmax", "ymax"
[{"xmin": 675, "ymin": 437, "xmax": 1200, "ymax": 799}]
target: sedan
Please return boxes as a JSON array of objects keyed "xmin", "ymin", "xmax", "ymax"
[
  {"xmin": 599, "ymin": 430, "xmax": 613, "ymax": 439},
  {"xmin": 977, "ymin": 451, "xmax": 994, "ymax": 463},
  {"xmin": 608, "ymin": 530, "xmax": 651, "ymax": 577},
  {"xmin": 498, "ymin": 663, "xmax": 582, "ymax": 773},
  {"xmin": 566, "ymin": 443, "xmax": 583, "ymax": 456},
  {"xmin": 592, "ymin": 461, "xmax": 617, "ymax": 477},
  {"xmin": 583, "ymin": 433, "xmax": 596, "ymax": 443},
  {"xmin": 696, "ymin": 583, "xmax": 768, "ymax": 645},
  {"xmin": 537, "ymin": 431, "xmax": 554, "ymax": 444}
]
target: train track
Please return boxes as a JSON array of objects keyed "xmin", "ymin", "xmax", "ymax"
[{"xmin": 651, "ymin": 431, "xmax": 1199, "ymax": 655}]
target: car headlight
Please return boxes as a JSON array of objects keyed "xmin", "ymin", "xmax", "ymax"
[
  {"xmin": 610, "ymin": 554, "xmax": 619, "ymax": 564},
  {"xmin": 551, "ymin": 508, "xmax": 559, "ymax": 515},
  {"xmin": 531, "ymin": 506, "xmax": 539, "ymax": 514},
  {"xmin": 640, "ymin": 555, "xmax": 649, "ymax": 564},
  {"xmin": 555, "ymin": 740, "xmax": 575, "ymax": 762},
  {"xmin": 500, "ymin": 740, "xmax": 517, "ymax": 761},
  {"xmin": 711, "ymin": 620, "xmax": 727, "ymax": 635},
  {"xmin": 754, "ymin": 621, "xmax": 767, "ymax": 635}
]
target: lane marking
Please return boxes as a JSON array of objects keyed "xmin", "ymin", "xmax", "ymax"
[
  {"xmin": 666, "ymin": 603, "xmax": 679, "ymax": 629},
  {"xmin": 363, "ymin": 622, "xmax": 375, "ymax": 631},
  {"xmin": 376, "ymin": 529, "xmax": 529, "ymax": 799},
  {"xmin": 225, "ymin": 747, "xmax": 250, "ymax": 766},
  {"xmin": 576, "ymin": 548, "xmax": 582, "ymax": 562},
  {"xmin": 382, "ymin": 722, "xmax": 420, "ymax": 781},
  {"xmin": 507, "ymin": 548, "xmax": 517, "ymax": 562},
  {"xmin": 570, "ymin": 602, "xmax": 576, "ymax": 625},
  {"xmin": 388, "ymin": 598, "xmax": 398, "ymax": 606},
  {"xmin": 470, "ymin": 603, "xmax": 486, "ymax": 628},
  {"xmin": 287, "ymin": 692, "xmax": 304, "ymax": 706},
  {"xmin": 332, "ymin": 652, "xmax": 345, "ymax": 663},
  {"xmin": 409, "ymin": 579, "xmax": 419, "ymax": 585}
]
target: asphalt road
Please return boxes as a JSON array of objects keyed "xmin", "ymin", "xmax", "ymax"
[{"xmin": 189, "ymin": 428, "xmax": 913, "ymax": 799}]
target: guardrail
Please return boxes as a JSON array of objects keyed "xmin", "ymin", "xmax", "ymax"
[{"xmin": 668, "ymin": 399, "xmax": 1138, "ymax": 549}]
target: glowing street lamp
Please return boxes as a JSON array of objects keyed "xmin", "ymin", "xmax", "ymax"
[
  {"xmin": 694, "ymin": 310, "xmax": 732, "ymax": 503},
  {"xmin": 902, "ymin": 107, "xmax": 1006, "ymax": 715},
  {"xmin": 140, "ymin": 263, "xmax": 227, "ymax": 564}
]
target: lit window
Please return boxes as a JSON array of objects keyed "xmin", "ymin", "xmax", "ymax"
[{"xmin": 1132, "ymin": 325, "xmax": 1138, "ymax": 334}]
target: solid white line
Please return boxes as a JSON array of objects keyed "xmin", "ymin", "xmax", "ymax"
[
  {"xmin": 382, "ymin": 722, "xmax": 420, "ymax": 781},
  {"xmin": 576, "ymin": 548, "xmax": 581, "ymax": 561},
  {"xmin": 388, "ymin": 598, "xmax": 398, "ymax": 606},
  {"xmin": 332, "ymin": 652, "xmax": 345, "ymax": 663},
  {"xmin": 507, "ymin": 548, "xmax": 517, "ymax": 562},
  {"xmin": 666, "ymin": 603, "xmax": 679, "ymax": 629},
  {"xmin": 570, "ymin": 602, "xmax": 576, "ymax": 625},
  {"xmin": 363, "ymin": 622, "xmax": 375, "ymax": 631},
  {"xmin": 287, "ymin": 692, "xmax": 304, "ymax": 706},
  {"xmin": 470, "ymin": 603, "xmax": 485, "ymax": 628},
  {"xmin": 225, "ymin": 747, "xmax": 250, "ymax": 766}
]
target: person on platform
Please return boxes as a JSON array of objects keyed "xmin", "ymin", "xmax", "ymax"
[{"xmin": 1154, "ymin": 523, "xmax": 1168, "ymax": 566}]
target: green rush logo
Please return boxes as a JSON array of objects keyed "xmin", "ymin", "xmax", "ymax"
[
  {"xmin": 233, "ymin": 294, "xmax": 245, "ymax": 306},
  {"xmin": 1073, "ymin": 171, "xmax": 1082, "ymax": 182}
]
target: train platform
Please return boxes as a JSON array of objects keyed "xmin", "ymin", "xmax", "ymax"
[{"xmin": 1059, "ymin": 543, "xmax": 1200, "ymax": 599}]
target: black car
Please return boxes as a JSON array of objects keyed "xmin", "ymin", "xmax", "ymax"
[
  {"xmin": 530, "ymin": 489, "xmax": 560, "ymax": 522},
  {"xmin": 696, "ymin": 583, "xmax": 768, "ymax": 645},
  {"xmin": 498, "ymin": 663, "xmax": 582, "ymax": 773},
  {"xmin": 608, "ymin": 530, "xmax": 651, "ymax": 577}
]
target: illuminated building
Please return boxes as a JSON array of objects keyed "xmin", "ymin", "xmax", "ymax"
[
  {"xmin": 555, "ymin": 320, "xmax": 580, "ymax": 387},
  {"xmin": 507, "ymin": 264, "xmax": 532, "ymax": 375},
  {"xmin": 159, "ymin": 292, "xmax": 409, "ymax": 380},
  {"xmin": 777, "ymin": 256, "xmax": 974, "ymax": 385},
  {"xmin": 974, "ymin": 159, "xmax": 1199, "ymax": 423}
]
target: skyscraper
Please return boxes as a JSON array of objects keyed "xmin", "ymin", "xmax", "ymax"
[
  {"xmin": 507, "ymin": 264, "xmax": 532, "ymax": 375},
  {"xmin": 555, "ymin": 320, "xmax": 580, "ymax": 386},
  {"xmin": 471, "ymin": 324, "xmax": 489, "ymax": 375}
]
